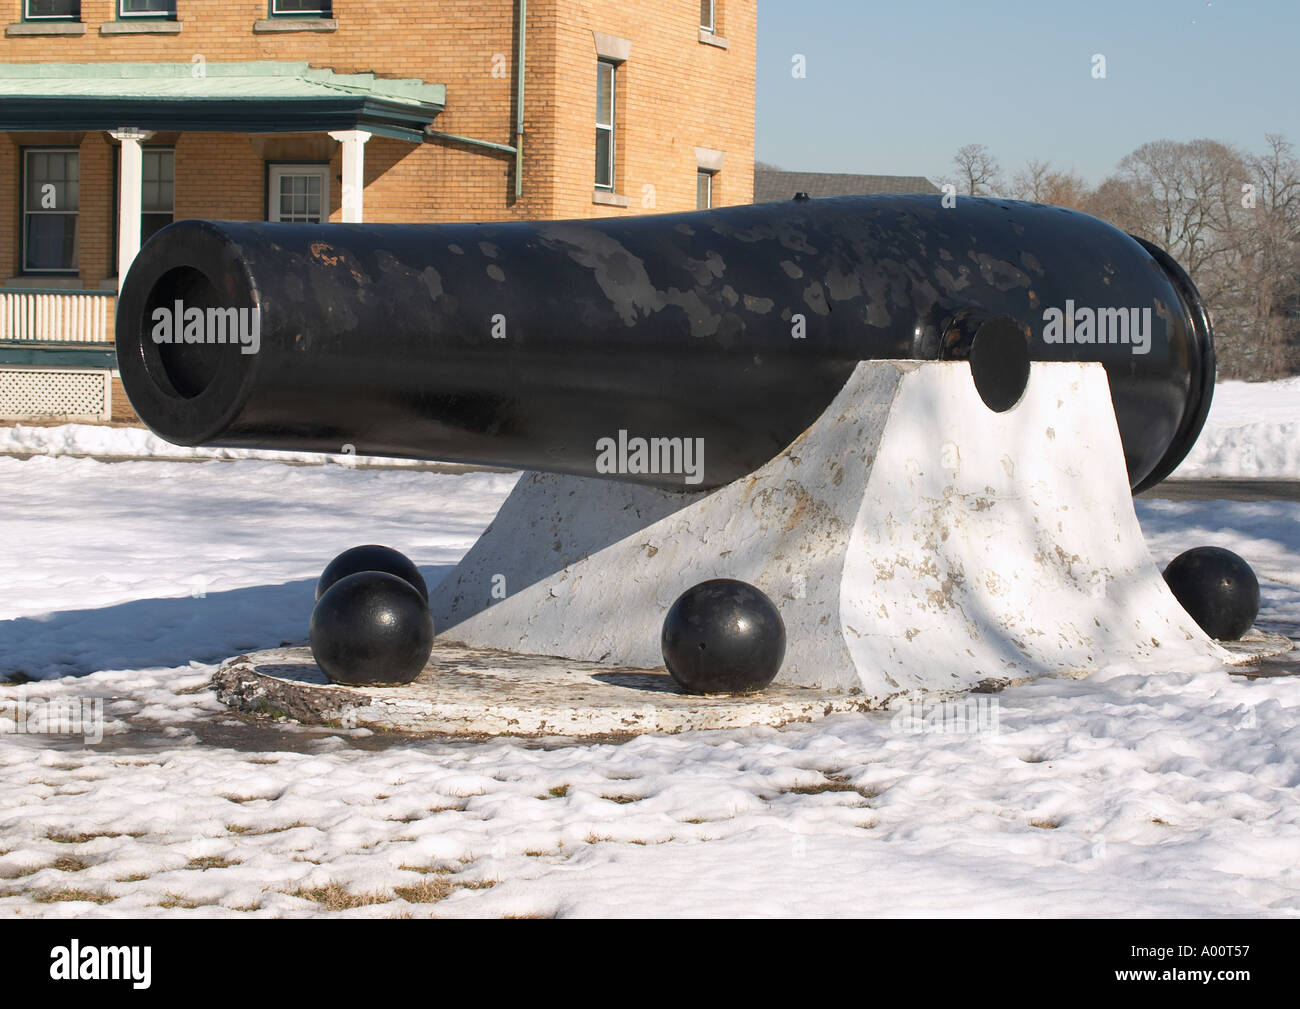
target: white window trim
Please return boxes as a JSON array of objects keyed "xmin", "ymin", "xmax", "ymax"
[
  {"xmin": 268, "ymin": 164, "xmax": 331, "ymax": 223},
  {"xmin": 22, "ymin": 147, "xmax": 79, "ymax": 274},
  {"xmin": 700, "ymin": 0, "xmax": 715, "ymax": 33},
  {"xmin": 595, "ymin": 60, "xmax": 616, "ymax": 192},
  {"xmin": 697, "ymin": 170, "xmax": 714, "ymax": 210}
]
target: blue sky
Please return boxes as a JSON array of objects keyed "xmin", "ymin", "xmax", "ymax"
[{"xmin": 756, "ymin": 0, "xmax": 1300, "ymax": 184}]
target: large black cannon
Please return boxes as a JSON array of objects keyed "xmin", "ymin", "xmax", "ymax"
[{"xmin": 115, "ymin": 195, "xmax": 1214, "ymax": 493}]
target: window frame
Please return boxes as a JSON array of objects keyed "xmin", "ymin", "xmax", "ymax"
[
  {"xmin": 269, "ymin": 0, "xmax": 333, "ymax": 17},
  {"xmin": 117, "ymin": 0, "xmax": 177, "ymax": 19},
  {"xmin": 697, "ymin": 169, "xmax": 714, "ymax": 210},
  {"xmin": 23, "ymin": 0, "xmax": 80, "ymax": 21},
  {"xmin": 700, "ymin": 0, "xmax": 715, "ymax": 33},
  {"xmin": 595, "ymin": 59, "xmax": 617, "ymax": 192},
  {"xmin": 266, "ymin": 162, "xmax": 331, "ymax": 224},
  {"xmin": 21, "ymin": 146, "xmax": 80, "ymax": 275}
]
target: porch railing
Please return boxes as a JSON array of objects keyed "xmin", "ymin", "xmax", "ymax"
[{"xmin": 0, "ymin": 289, "xmax": 113, "ymax": 344}]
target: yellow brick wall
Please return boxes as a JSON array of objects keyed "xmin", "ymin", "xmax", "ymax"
[
  {"xmin": 550, "ymin": 0, "xmax": 757, "ymax": 219},
  {"xmin": 77, "ymin": 130, "xmax": 112, "ymax": 285}
]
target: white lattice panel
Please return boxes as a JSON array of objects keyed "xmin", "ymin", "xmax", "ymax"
[{"xmin": 0, "ymin": 368, "xmax": 111, "ymax": 422}]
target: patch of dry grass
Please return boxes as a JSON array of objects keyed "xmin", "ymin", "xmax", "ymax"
[
  {"xmin": 285, "ymin": 884, "xmax": 392, "ymax": 911},
  {"xmin": 34, "ymin": 888, "xmax": 116, "ymax": 905},
  {"xmin": 226, "ymin": 822, "xmax": 310, "ymax": 836},
  {"xmin": 157, "ymin": 893, "xmax": 208, "ymax": 909},
  {"xmin": 186, "ymin": 856, "xmax": 241, "ymax": 871},
  {"xmin": 47, "ymin": 830, "xmax": 141, "ymax": 844},
  {"xmin": 393, "ymin": 878, "xmax": 453, "ymax": 904},
  {"xmin": 398, "ymin": 863, "xmax": 456, "ymax": 875},
  {"xmin": 780, "ymin": 774, "xmax": 878, "ymax": 800}
]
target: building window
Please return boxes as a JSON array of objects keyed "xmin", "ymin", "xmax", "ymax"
[
  {"xmin": 697, "ymin": 170, "xmax": 714, "ymax": 210},
  {"xmin": 268, "ymin": 165, "xmax": 329, "ymax": 223},
  {"xmin": 24, "ymin": 0, "xmax": 79, "ymax": 19},
  {"xmin": 23, "ymin": 148, "xmax": 79, "ymax": 273},
  {"xmin": 111, "ymin": 147, "xmax": 173, "ymax": 273},
  {"xmin": 700, "ymin": 0, "xmax": 715, "ymax": 32},
  {"xmin": 595, "ymin": 60, "xmax": 616, "ymax": 191},
  {"xmin": 141, "ymin": 149, "xmax": 175, "ymax": 245},
  {"xmin": 270, "ymin": 0, "xmax": 332, "ymax": 15},
  {"xmin": 119, "ymin": 0, "xmax": 176, "ymax": 16}
]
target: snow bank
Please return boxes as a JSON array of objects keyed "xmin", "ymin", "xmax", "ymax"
[
  {"xmin": 0, "ymin": 423, "xmax": 434, "ymax": 467},
  {"xmin": 1171, "ymin": 375, "xmax": 1300, "ymax": 479}
]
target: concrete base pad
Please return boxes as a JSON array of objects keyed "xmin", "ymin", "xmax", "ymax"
[
  {"xmin": 213, "ymin": 645, "xmax": 881, "ymax": 737},
  {"xmin": 213, "ymin": 630, "xmax": 1293, "ymax": 738}
]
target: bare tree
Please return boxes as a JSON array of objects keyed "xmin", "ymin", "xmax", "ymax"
[
  {"xmin": 1084, "ymin": 176, "xmax": 1147, "ymax": 235},
  {"xmin": 1235, "ymin": 134, "xmax": 1300, "ymax": 377},
  {"xmin": 1039, "ymin": 169, "xmax": 1091, "ymax": 211},
  {"xmin": 952, "ymin": 144, "xmax": 1002, "ymax": 196},
  {"xmin": 1087, "ymin": 136, "xmax": 1299, "ymax": 378},
  {"xmin": 1010, "ymin": 158, "xmax": 1051, "ymax": 202},
  {"xmin": 943, "ymin": 137, "xmax": 1300, "ymax": 378},
  {"xmin": 1113, "ymin": 138, "xmax": 1246, "ymax": 279}
]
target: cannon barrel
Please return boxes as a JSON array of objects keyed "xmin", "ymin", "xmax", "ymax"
[{"xmin": 115, "ymin": 195, "xmax": 1214, "ymax": 493}]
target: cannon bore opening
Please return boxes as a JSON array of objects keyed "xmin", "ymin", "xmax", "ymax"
[{"xmin": 140, "ymin": 266, "xmax": 228, "ymax": 400}]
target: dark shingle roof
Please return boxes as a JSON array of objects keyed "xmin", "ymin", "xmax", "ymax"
[{"xmin": 754, "ymin": 169, "xmax": 940, "ymax": 202}]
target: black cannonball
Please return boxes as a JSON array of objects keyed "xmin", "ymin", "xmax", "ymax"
[
  {"xmin": 661, "ymin": 578, "xmax": 786, "ymax": 694},
  {"xmin": 1162, "ymin": 546, "xmax": 1260, "ymax": 641},
  {"xmin": 316, "ymin": 544, "xmax": 428, "ymax": 602},
  {"xmin": 310, "ymin": 571, "xmax": 434, "ymax": 685}
]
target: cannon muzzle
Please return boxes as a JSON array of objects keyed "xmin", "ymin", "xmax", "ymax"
[{"xmin": 115, "ymin": 195, "xmax": 1214, "ymax": 493}]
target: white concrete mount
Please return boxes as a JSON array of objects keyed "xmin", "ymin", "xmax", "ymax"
[{"xmin": 429, "ymin": 360, "xmax": 1235, "ymax": 702}]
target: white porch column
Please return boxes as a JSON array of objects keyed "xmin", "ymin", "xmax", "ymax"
[
  {"xmin": 110, "ymin": 128, "xmax": 155, "ymax": 292},
  {"xmin": 328, "ymin": 130, "xmax": 372, "ymax": 222}
]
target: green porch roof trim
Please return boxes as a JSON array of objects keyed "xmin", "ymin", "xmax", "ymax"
[
  {"xmin": 0, "ymin": 343, "xmax": 116, "ymax": 369},
  {"xmin": 0, "ymin": 62, "xmax": 445, "ymax": 143}
]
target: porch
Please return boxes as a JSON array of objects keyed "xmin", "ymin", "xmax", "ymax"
[{"xmin": 0, "ymin": 60, "xmax": 446, "ymax": 421}]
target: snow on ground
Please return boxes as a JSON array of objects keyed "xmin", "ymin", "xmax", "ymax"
[
  {"xmin": 0, "ymin": 453, "xmax": 1298, "ymax": 917},
  {"xmin": 3, "ymin": 373, "xmax": 1298, "ymax": 478},
  {"xmin": 0, "ymin": 423, "xmax": 438, "ymax": 467}
]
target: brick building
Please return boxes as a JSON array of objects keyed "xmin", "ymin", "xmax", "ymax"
[{"xmin": 0, "ymin": 1, "xmax": 755, "ymax": 421}]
